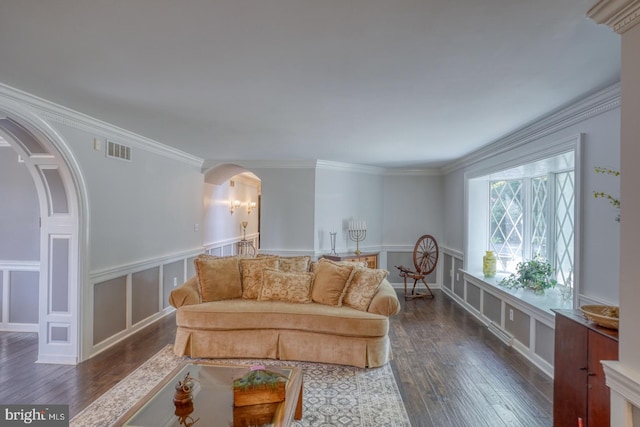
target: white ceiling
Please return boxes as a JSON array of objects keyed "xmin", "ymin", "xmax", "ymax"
[{"xmin": 0, "ymin": 0, "xmax": 620, "ymax": 168}]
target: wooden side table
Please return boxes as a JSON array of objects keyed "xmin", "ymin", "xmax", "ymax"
[{"xmin": 321, "ymin": 252, "xmax": 378, "ymax": 269}]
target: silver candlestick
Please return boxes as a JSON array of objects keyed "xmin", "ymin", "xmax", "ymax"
[
  {"xmin": 329, "ymin": 232, "xmax": 338, "ymax": 255},
  {"xmin": 348, "ymin": 220, "xmax": 367, "ymax": 255}
]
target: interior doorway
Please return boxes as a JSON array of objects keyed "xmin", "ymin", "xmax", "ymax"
[
  {"xmin": 203, "ymin": 164, "xmax": 261, "ymax": 255},
  {"xmin": 0, "ymin": 109, "xmax": 86, "ymax": 364}
]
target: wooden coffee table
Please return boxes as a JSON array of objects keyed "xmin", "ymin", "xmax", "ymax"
[{"xmin": 115, "ymin": 362, "xmax": 303, "ymax": 427}]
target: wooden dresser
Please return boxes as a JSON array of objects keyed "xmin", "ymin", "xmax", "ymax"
[
  {"xmin": 321, "ymin": 252, "xmax": 378, "ymax": 269},
  {"xmin": 552, "ymin": 309, "xmax": 618, "ymax": 427}
]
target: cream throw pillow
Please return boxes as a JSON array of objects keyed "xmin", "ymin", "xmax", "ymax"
[
  {"xmin": 240, "ymin": 257, "xmax": 279, "ymax": 299},
  {"xmin": 193, "ymin": 255, "xmax": 242, "ymax": 302},
  {"xmin": 311, "ymin": 258, "xmax": 355, "ymax": 306},
  {"xmin": 258, "ymin": 268, "xmax": 313, "ymax": 303},
  {"xmin": 343, "ymin": 268, "xmax": 388, "ymax": 311}
]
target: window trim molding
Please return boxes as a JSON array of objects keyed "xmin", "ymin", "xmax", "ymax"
[{"xmin": 463, "ymin": 133, "xmax": 583, "ymax": 309}]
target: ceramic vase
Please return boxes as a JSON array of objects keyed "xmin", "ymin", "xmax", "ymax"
[{"xmin": 483, "ymin": 251, "xmax": 497, "ymax": 277}]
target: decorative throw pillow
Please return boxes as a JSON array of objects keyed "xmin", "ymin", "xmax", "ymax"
[
  {"xmin": 240, "ymin": 257, "xmax": 279, "ymax": 299},
  {"xmin": 310, "ymin": 259, "xmax": 367, "ymax": 272},
  {"xmin": 258, "ymin": 268, "xmax": 313, "ymax": 303},
  {"xmin": 343, "ymin": 268, "xmax": 389, "ymax": 311},
  {"xmin": 278, "ymin": 256, "xmax": 311, "ymax": 273},
  {"xmin": 193, "ymin": 256, "xmax": 242, "ymax": 302},
  {"xmin": 311, "ymin": 258, "xmax": 355, "ymax": 306}
]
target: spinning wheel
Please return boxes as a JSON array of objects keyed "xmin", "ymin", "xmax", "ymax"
[{"xmin": 396, "ymin": 235, "xmax": 439, "ymax": 299}]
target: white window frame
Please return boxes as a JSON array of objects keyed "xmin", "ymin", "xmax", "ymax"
[{"xmin": 464, "ymin": 134, "xmax": 583, "ymax": 309}]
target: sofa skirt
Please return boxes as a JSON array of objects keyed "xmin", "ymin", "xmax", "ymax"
[{"xmin": 174, "ymin": 327, "xmax": 392, "ymax": 368}]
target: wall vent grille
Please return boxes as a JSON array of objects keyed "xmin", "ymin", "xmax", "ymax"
[
  {"xmin": 106, "ymin": 140, "xmax": 132, "ymax": 161},
  {"xmin": 488, "ymin": 322, "xmax": 514, "ymax": 346}
]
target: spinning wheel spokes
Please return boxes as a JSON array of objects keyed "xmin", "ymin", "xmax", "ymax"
[{"xmin": 413, "ymin": 235, "xmax": 438, "ymax": 275}]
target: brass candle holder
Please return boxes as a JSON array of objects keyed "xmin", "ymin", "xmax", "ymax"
[{"xmin": 348, "ymin": 220, "xmax": 367, "ymax": 255}]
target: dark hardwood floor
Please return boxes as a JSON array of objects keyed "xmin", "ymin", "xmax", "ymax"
[{"xmin": 0, "ymin": 290, "xmax": 552, "ymax": 426}]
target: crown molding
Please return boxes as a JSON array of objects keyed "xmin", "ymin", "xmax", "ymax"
[
  {"xmin": 588, "ymin": 0, "xmax": 640, "ymax": 33},
  {"xmin": 442, "ymin": 82, "xmax": 620, "ymax": 174},
  {"xmin": 0, "ymin": 83, "xmax": 204, "ymax": 168},
  {"xmin": 315, "ymin": 160, "xmax": 386, "ymax": 175},
  {"xmin": 383, "ymin": 167, "xmax": 443, "ymax": 176},
  {"xmin": 204, "ymin": 158, "xmax": 438, "ymax": 176},
  {"xmin": 215, "ymin": 159, "xmax": 319, "ymax": 170}
]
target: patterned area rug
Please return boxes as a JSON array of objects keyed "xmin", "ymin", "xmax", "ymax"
[{"xmin": 71, "ymin": 345, "xmax": 411, "ymax": 426}]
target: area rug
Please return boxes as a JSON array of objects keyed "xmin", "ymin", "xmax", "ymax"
[{"xmin": 71, "ymin": 345, "xmax": 411, "ymax": 426}]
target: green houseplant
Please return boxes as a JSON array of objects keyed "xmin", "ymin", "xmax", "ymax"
[
  {"xmin": 499, "ymin": 257, "xmax": 557, "ymax": 295},
  {"xmin": 593, "ymin": 166, "xmax": 620, "ymax": 222}
]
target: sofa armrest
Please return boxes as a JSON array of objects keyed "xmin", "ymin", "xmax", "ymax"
[
  {"xmin": 368, "ymin": 279, "xmax": 401, "ymax": 316},
  {"xmin": 169, "ymin": 276, "xmax": 201, "ymax": 308}
]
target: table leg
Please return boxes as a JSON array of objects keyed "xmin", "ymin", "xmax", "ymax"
[{"xmin": 294, "ymin": 380, "xmax": 303, "ymax": 420}]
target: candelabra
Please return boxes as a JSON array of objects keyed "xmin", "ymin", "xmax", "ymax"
[{"xmin": 348, "ymin": 220, "xmax": 367, "ymax": 255}]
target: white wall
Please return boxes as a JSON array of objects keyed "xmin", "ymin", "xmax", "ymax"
[
  {"xmin": 314, "ymin": 165, "xmax": 384, "ymax": 254},
  {"xmin": 0, "ymin": 146, "xmax": 39, "ymax": 260},
  {"xmin": 56, "ymin": 125, "xmax": 204, "ymax": 271},
  {"xmin": 382, "ymin": 172, "xmax": 444, "ymax": 247},
  {"xmin": 442, "ymin": 169, "xmax": 465, "ymax": 251},
  {"xmin": 248, "ymin": 166, "xmax": 316, "ymax": 253},
  {"xmin": 619, "ymin": 20, "xmax": 640, "ymax": 374}
]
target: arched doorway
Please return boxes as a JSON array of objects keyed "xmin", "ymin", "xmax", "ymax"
[
  {"xmin": 0, "ymin": 104, "xmax": 86, "ymax": 364},
  {"xmin": 204, "ymin": 164, "xmax": 261, "ymax": 255}
]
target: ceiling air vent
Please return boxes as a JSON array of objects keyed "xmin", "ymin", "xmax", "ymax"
[{"xmin": 106, "ymin": 140, "xmax": 132, "ymax": 161}]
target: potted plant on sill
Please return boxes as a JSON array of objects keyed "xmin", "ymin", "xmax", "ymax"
[{"xmin": 499, "ymin": 257, "xmax": 557, "ymax": 295}]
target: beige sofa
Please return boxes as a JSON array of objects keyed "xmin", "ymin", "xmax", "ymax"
[{"xmin": 169, "ymin": 256, "xmax": 401, "ymax": 368}]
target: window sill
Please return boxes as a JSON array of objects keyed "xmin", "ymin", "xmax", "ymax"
[{"xmin": 464, "ymin": 271, "xmax": 573, "ymax": 317}]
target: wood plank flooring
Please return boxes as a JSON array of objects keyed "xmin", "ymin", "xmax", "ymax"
[{"xmin": 0, "ymin": 290, "xmax": 552, "ymax": 426}]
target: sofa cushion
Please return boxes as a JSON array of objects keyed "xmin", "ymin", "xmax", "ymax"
[
  {"xmin": 176, "ymin": 299, "xmax": 389, "ymax": 337},
  {"xmin": 258, "ymin": 254, "xmax": 311, "ymax": 273},
  {"xmin": 193, "ymin": 255, "xmax": 242, "ymax": 302},
  {"xmin": 240, "ymin": 257, "xmax": 279, "ymax": 299},
  {"xmin": 311, "ymin": 258, "xmax": 355, "ymax": 306},
  {"xmin": 258, "ymin": 268, "xmax": 313, "ymax": 303},
  {"xmin": 278, "ymin": 256, "xmax": 311, "ymax": 273},
  {"xmin": 343, "ymin": 268, "xmax": 389, "ymax": 311}
]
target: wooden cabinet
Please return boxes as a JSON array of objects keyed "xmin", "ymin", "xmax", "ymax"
[
  {"xmin": 552, "ymin": 309, "xmax": 618, "ymax": 427},
  {"xmin": 321, "ymin": 252, "xmax": 378, "ymax": 269}
]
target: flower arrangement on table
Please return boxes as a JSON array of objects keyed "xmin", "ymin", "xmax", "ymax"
[{"xmin": 233, "ymin": 366, "xmax": 288, "ymax": 407}]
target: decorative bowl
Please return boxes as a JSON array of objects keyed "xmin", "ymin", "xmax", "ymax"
[{"xmin": 580, "ymin": 305, "xmax": 619, "ymax": 330}]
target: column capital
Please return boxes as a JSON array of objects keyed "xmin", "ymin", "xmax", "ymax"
[{"xmin": 588, "ymin": 0, "xmax": 640, "ymax": 33}]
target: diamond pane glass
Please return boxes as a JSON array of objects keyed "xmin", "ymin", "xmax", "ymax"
[
  {"xmin": 531, "ymin": 176, "xmax": 548, "ymax": 258},
  {"xmin": 489, "ymin": 180, "xmax": 523, "ymax": 272},
  {"xmin": 555, "ymin": 171, "xmax": 574, "ymax": 288}
]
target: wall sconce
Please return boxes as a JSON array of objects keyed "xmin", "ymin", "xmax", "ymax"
[
  {"xmin": 247, "ymin": 201, "xmax": 256, "ymax": 214},
  {"xmin": 230, "ymin": 200, "xmax": 241, "ymax": 215}
]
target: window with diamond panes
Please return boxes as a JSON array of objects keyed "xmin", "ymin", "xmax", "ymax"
[
  {"xmin": 488, "ymin": 173, "xmax": 573, "ymax": 289},
  {"xmin": 489, "ymin": 180, "xmax": 523, "ymax": 272},
  {"xmin": 555, "ymin": 171, "xmax": 574, "ymax": 288}
]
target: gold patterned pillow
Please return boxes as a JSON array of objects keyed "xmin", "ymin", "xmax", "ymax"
[
  {"xmin": 239, "ymin": 257, "xmax": 279, "ymax": 299},
  {"xmin": 193, "ymin": 256, "xmax": 242, "ymax": 302},
  {"xmin": 258, "ymin": 268, "xmax": 313, "ymax": 303},
  {"xmin": 278, "ymin": 256, "xmax": 311, "ymax": 273},
  {"xmin": 311, "ymin": 258, "xmax": 355, "ymax": 306},
  {"xmin": 310, "ymin": 259, "xmax": 367, "ymax": 272},
  {"xmin": 343, "ymin": 268, "xmax": 388, "ymax": 311}
]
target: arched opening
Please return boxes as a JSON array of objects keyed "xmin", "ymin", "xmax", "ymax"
[
  {"xmin": 203, "ymin": 164, "xmax": 261, "ymax": 256},
  {"xmin": 0, "ymin": 107, "xmax": 86, "ymax": 364}
]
